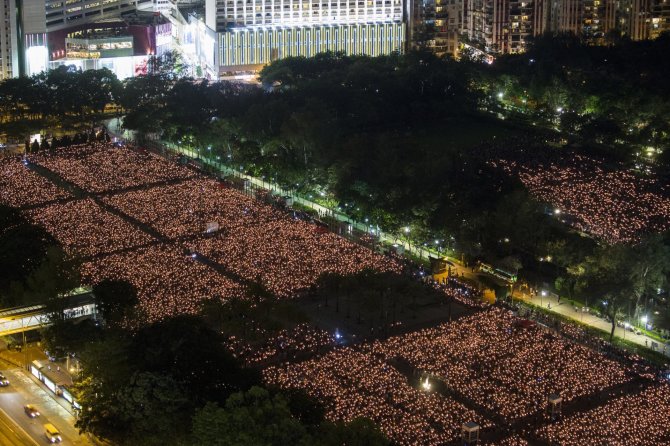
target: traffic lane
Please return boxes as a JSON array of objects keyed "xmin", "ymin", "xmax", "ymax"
[
  {"xmin": 0, "ymin": 363, "xmax": 87, "ymax": 445},
  {"xmin": 0, "ymin": 382, "xmax": 66, "ymax": 445},
  {"xmin": 0, "ymin": 406, "xmax": 40, "ymax": 446}
]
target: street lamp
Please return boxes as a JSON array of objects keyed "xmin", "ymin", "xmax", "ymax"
[{"xmin": 541, "ymin": 290, "xmax": 547, "ymax": 308}]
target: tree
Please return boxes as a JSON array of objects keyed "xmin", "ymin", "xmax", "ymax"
[
  {"xmin": 190, "ymin": 387, "xmax": 312, "ymax": 446},
  {"xmin": 93, "ymin": 280, "xmax": 139, "ymax": 327},
  {"xmin": 74, "ymin": 334, "xmax": 133, "ymax": 439},
  {"xmin": 14, "ymin": 246, "xmax": 80, "ymax": 310},
  {"xmin": 112, "ymin": 371, "xmax": 189, "ymax": 445},
  {"xmin": 576, "ymin": 244, "xmax": 635, "ymax": 342},
  {"xmin": 316, "ymin": 272, "xmax": 342, "ymax": 310},
  {"xmin": 129, "ymin": 315, "xmax": 260, "ymax": 405},
  {"xmin": 283, "ymin": 388, "xmax": 326, "ymax": 426},
  {"xmin": 317, "ymin": 418, "xmax": 389, "ymax": 446},
  {"xmin": 41, "ymin": 318, "xmax": 101, "ymax": 356},
  {"xmin": 0, "ymin": 205, "xmax": 55, "ymax": 300},
  {"xmin": 628, "ymin": 234, "xmax": 670, "ymax": 321}
]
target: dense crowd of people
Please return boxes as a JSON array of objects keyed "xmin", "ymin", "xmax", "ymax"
[
  {"xmin": 369, "ymin": 309, "xmax": 631, "ymax": 422},
  {"xmin": 0, "ymin": 157, "xmax": 70, "ymax": 208},
  {"xmin": 30, "ymin": 143, "xmax": 197, "ymax": 193},
  {"xmin": 3, "ymin": 142, "xmax": 400, "ymax": 320},
  {"xmin": 264, "ymin": 347, "xmax": 491, "ymax": 445},
  {"xmin": 80, "ymin": 244, "xmax": 244, "ymax": 322},
  {"xmin": 432, "ymin": 276, "xmax": 490, "ymax": 309},
  {"xmin": 189, "ymin": 219, "xmax": 400, "ymax": 297},
  {"xmin": 25, "ymin": 199, "xmax": 154, "ymax": 258},
  {"xmin": 265, "ymin": 308, "xmax": 670, "ymax": 444},
  {"xmin": 495, "ymin": 154, "xmax": 670, "ymax": 243},
  {"xmin": 536, "ymin": 384, "xmax": 670, "ymax": 445},
  {"xmin": 225, "ymin": 323, "xmax": 335, "ymax": 366},
  {"xmin": 5, "ymin": 141, "xmax": 670, "ymax": 444},
  {"xmin": 101, "ymin": 178, "xmax": 284, "ymax": 239}
]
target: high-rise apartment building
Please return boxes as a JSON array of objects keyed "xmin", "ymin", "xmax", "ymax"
[
  {"xmin": 466, "ymin": 0, "xmax": 544, "ymax": 53},
  {"xmin": 466, "ymin": 0, "xmax": 508, "ymax": 53},
  {"xmin": 452, "ymin": 0, "xmax": 669, "ymax": 56},
  {"xmin": 0, "ymin": 0, "xmax": 19, "ymax": 79},
  {"xmin": 619, "ymin": 0, "xmax": 652, "ymax": 40},
  {"xmin": 651, "ymin": 0, "xmax": 670, "ymax": 36}
]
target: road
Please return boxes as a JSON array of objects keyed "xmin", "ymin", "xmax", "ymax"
[
  {"xmin": 0, "ymin": 407, "xmax": 39, "ymax": 446},
  {"xmin": 521, "ymin": 291, "xmax": 669, "ymax": 356},
  {"xmin": 0, "ymin": 361, "xmax": 91, "ymax": 446}
]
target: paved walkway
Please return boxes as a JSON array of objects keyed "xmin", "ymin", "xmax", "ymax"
[
  {"xmin": 518, "ymin": 291, "xmax": 669, "ymax": 357},
  {"xmin": 105, "ymin": 119, "xmax": 670, "ymax": 360}
]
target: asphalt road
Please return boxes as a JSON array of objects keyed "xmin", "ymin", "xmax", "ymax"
[
  {"xmin": 0, "ymin": 406, "xmax": 39, "ymax": 446},
  {"xmin": 0, "ymin": 362, "xmax": 91, "ymax": 446}
]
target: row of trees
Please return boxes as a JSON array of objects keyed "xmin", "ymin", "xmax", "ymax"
[
  {"xmin": 488, "ymin": 33, "xmax": 670, "ymax": 158},
  {"xmin": 0, "ymin": 52, "xmax": 184, "ymax": 139},
  {"xmin": 553, "ymin": 234, "xmax": 670, "ymax": 341}
]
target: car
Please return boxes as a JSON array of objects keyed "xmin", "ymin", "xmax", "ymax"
[
  {"xmin": 0, "ymin": 377, "xmax": 9, "ymax": 387},
  {"xmin": 44, "ymin": 423, "xmax": 62, "ymax": 443},
  {"xmin": 24, "ymin": 404, "xmax": 40, "ymax": 418}
]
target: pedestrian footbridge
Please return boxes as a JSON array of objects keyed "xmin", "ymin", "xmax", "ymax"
[{"xmin": 0, "ymin": 292, "xmax": 96, "ymax": 337}]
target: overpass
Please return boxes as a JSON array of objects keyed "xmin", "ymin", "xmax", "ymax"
[{"xmin": 0, "ymin": 292, "xmax": 96, "ymax": 337}]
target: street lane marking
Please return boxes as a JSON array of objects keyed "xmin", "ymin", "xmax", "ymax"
[{"xmin": 0, "ymin": 407, "xmax": 41, "ymax": 446}]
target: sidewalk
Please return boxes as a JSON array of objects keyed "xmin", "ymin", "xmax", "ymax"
[
  {"xmin": 0, "ymin": 342, "xmax": 79, "ymax": 415},
  {"xmin": 516, "ymin": 291, "xmax": 669, "ymax": 358}
]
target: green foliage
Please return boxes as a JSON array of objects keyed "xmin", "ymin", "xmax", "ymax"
[
  {"xmin": 92, "ymin": 279, "xmax": 139, "ymax": 327},
  {"xmin": 41, "ymin": 318, "xmax": 101, "ymax": 356},
  {"xmin": 73, "ymin": 315, "xmax": 260, "ymax": 445},
  {"xmin": 191, "ymin": 387, "xmax": 389, "ymax": 446},
  {"xmin": 129, "ymin": 315, "xmax": 261, "ymax": 405},
  {"xmin": 112, "ymin": 371, "xmax": 189, "ymax": 445},
  {"xmin": 318, "ymin": 418, "xmax": 390, "ymax": 446},
  {"xmin": 74, "ymin": 334, "xmax": 133, "ymax": 440},
  {"xmin": 191, "ymin": 387, "xmax": 312, "ymax": 446},
  {"xmin": 0, "ymin": 205, "xmax": 56, "ymax": 302}
]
